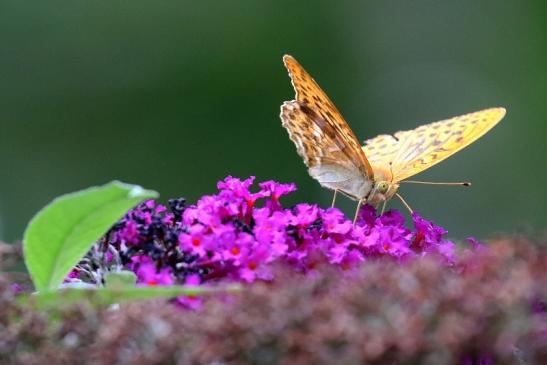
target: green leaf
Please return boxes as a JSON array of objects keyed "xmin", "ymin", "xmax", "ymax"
[
  {"xmin": 20, "ymin": 284, "xmax": 241, "ymax": 309},
  {"xmin": 23, "ymin": 181, "xmax": 158, "ymax": 292}
]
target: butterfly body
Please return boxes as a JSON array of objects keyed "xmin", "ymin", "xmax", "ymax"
[{"xmin": 280, "ymin": 54, "xmax": 505, "ymax": 213}]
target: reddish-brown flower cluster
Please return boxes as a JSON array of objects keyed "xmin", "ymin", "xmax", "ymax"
[{"xmin": 1, "ymin": 237, "xmax": 546, "ymax": 364}]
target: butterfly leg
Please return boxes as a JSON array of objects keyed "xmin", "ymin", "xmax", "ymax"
[
  {"xmin": 331, "ymin": 190, "xmax": 338, "ymax": 208},
  {"xmin": 353, "ymin": 199, "xmax": 364, "ymax": 225},
  {"xmin": 380, "ymin": 199, "xmax": 387, "ymax": 215},
  {"xmin": 395, "ymin": 193, "xmax": 414, "ymax": 214}
]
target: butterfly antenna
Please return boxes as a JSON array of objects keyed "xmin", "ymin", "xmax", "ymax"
[
  {"xmin": 395, "ymin": 193, "xmax": 414, "ymax": 214},
  {"xmin": 401, "ymin": 180, "xmax": 471, "ymax": 187}
]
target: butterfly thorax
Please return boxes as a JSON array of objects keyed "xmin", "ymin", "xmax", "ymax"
[{"xmin": 368, "ymin": 164, "xmax": 399, "ymax": 205}]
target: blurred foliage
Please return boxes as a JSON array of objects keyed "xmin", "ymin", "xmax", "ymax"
[
  {"xmin": 0, "ymin": 0, "xmax": 545, "ymax": 241},
  {"xmin": 1, "ymin": 237, "xmax": 546, "ymax": 364}
]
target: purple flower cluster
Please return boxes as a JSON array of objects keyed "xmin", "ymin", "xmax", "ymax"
[{"xmin": 73, "ymin": 176, "xmax": 457, "ymax": 289}]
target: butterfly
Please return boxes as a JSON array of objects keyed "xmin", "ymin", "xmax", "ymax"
[{"xmin": 280, "ymin": 55, "xmax": 506, "ymax": 221}]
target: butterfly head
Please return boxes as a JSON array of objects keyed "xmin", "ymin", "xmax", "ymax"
[
  {"xmin": 368, "ymin": 180, "xmax": 399, "ymax": 205},
  {"xmin": 367, "ymin": 164, "xmax": 399, "ymax": 205}
]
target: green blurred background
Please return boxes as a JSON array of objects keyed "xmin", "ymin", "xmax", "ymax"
[{"xmin": 0, "ymin": 1, "xmax": 545, "ymax": 241}]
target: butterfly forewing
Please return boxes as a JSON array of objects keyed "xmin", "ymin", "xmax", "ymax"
[
  {"xmin": 363, "ymin": 108, "xmax": 506, "ymax": 182},
  {"xmin": 281, "ymin": 101, "xmax": 367, "ymax": 189},
  {"xmin": 280, "ymin": 55, "xmax": 374, "ymax": 200},
  {"xmin": 282, "ymin": 55, "xmax": 374, "ymax": 179}
]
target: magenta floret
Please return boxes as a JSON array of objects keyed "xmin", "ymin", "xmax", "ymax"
[{"xmin": 73, "ymin": 176, "xmax": 464, "ymax": 288}]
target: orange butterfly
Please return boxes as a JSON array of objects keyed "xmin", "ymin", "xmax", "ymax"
[{"xmin": 280, "ymin": 55, "xmax": 505, "ymax": 221}]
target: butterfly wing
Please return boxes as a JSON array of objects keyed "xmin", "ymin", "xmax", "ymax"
[
  {"xmin": 281, "ymin": 55, "xmax": 374, "ymax": 196},
  {"xmin": 362, "ymin": 133, "xmax": 407, "ymax": 166},
  {"xmin": 363, "ymin": 108, "xmax": 506, "ymax": 182}
]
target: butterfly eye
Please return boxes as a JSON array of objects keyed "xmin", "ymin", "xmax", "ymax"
[{"xmin": 377, "ymin": 181, "xmax": 389, "ymax": 194}]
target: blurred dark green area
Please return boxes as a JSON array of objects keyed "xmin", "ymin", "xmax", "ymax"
[{"xmin": 0, "ymin": 1, "xmax": 545, "ymax": 241}]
